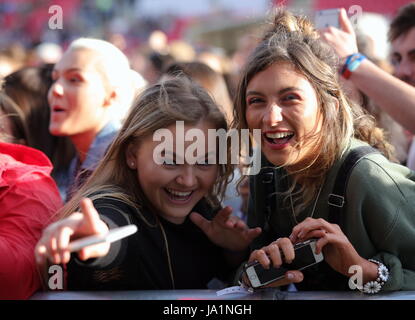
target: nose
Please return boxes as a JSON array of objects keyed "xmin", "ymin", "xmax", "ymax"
[
  {"xmin": 49, "ymin": 80, "xmax": 64, "ymax": 98},
  {"xmin": 176, "ymin": 166, "xmax": 197, "ymax": 188},
  {"xmin": 263, "ymin": 103, "xmax": 283, "ymax": 127},
  {"xmin": 394, "ymin": 59, "xmax": 412, "ymax": 81}
]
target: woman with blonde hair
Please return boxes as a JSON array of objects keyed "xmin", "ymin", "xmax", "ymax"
[
  {"xmin": 35, "ymin": 77, "xmax": 260, "ymax": 290},
  {"xmin": 48, "ymin": 38, "xmax": 138, "ymax": 201},
  {"xmin": 235, "ymin": 10, "xmax": 415, "ymax": 293}
]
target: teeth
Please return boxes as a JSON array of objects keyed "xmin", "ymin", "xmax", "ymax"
[
  {"xmin": 167, "ymin": 188, "xmax": 192, "ymax": 197},
  {"xmin": 265, "ymin": 132, "xmax": 294, "ymax": 139}
]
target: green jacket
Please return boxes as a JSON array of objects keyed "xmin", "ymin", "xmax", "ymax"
[{"xmin": 248, "ymin": 139, "xmax": 415, "ymax": 291}]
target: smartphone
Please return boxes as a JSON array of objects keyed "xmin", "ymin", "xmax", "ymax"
[
  {"xmin": 315, "ymin": 8, "xmax": 340, "ymax": 29},
  {"xmin": 244, "ymin": 239, "xmax": 324, "ymax": 288},
  {"xmin": 68, "ymin": 224, "xmax": 138, "ymax": 252}
]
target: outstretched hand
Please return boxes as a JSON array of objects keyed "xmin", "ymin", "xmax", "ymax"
[
  {"xmin": 190, "ymin": 206, "xmax": 261, "ymax": 252},
  {"xmin": 35, "ymin": 198, "xmax": 110, "ymax": 266}
]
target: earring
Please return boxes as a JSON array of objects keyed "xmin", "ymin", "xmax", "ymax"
[{"xmin": 130, "ymin": 162, "xmax": 135, "ymax": 168}]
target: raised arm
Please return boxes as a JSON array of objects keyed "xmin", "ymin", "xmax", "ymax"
[{"xmin": 320, "ymin": 8, "xmax": 415, "ymax": 133}]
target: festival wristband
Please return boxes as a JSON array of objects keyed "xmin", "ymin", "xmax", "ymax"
[{"xmin": 341, "ymin": 53, "xmax": 366, "ymax": 79}]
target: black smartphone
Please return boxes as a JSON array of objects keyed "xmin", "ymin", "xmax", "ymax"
[{"xmin": 244, "ymin": 239, "xmax": 324, "ymax": 288}]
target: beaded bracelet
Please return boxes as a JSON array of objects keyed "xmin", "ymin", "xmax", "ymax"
[{"xmin": 361, "ymin": 259, "xmax": 389, "ymax": 294}]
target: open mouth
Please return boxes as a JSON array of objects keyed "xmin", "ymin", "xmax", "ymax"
[
  {"xmin": 164, "ymin": 188, "xmax": 194, "ymax": 203},
  {"xmin": 52, "ymin": 105, "xmax": 66, "ymax": 113},
  {"xmin": 264, "ymin": 131, "xmax": 294, "ymax": 146}
]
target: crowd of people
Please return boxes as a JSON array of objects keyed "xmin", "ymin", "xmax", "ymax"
[{"xmin": 1, "ymin": 2, "xmax": 415, "ymax": 299}]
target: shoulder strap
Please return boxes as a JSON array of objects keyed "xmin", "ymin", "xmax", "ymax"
[{"xmin": 328, "ymin": 146, "xmax": 380, "ymax": 226}]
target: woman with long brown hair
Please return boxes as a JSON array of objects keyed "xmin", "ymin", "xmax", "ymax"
[{"xmin": 236, "ymin": 10, "xmax": 415, "ymax": 293}]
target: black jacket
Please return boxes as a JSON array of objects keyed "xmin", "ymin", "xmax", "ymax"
[{"xmin": 67, "ymin": 197, "xmax": 233, "ymax": 290}]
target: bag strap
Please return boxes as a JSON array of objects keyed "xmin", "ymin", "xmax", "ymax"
[{"xmin": 328, "ymin": 146, "xmax": 380, "ymax": 225}]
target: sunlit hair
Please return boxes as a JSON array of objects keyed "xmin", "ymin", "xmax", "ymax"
[
  {"xmin": 163, "ymin": 61, "xmax": 234, "ymax": 125},
  {"xmin": 67, "ymin": 38, "xmax": 142, "ymax": 121},
  {"xmin": 57, "ymin": 77, "xmax": 233, "ymax": 222},
  {"xmin": 235, "ymin": 9, "xmax": 393, "ymax": 213}
]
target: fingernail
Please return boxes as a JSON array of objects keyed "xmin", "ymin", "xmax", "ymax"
[{"xmin": 287, "ymin": 273, "xmax": 294, "ymax": 279}]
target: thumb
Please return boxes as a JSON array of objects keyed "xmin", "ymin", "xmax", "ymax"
[
  {"xmin": 78, "ymin": 242, "xmax": 110, "ymax": 261},
  {"xmin": 246, "ymin": 227, "xmax": 262, "ymax": 241},
  {"xmin": 190, "ymin": 211, "xmax": 210, "ymax": 234},
  {"xmin": 284, "ymin": 270, "xmax": 304, "ymax": 284},
  {"xmin": 339, "ymin": 7, "xmax": 354, "ymax": 35}
]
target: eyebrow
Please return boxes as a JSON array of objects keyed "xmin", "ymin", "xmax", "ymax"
[
  {"xmin": 246, "ymin": 87, "xmax": 304, "ymax": 96},
  {"xmin": 52, "ymin": 68, "xmax": 82, "ymax": 74}
]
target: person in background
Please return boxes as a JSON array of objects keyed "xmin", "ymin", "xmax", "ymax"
[
  {"xmin": 0, "ymin": 44, "xmax": 26, "ymax": 80},
  {"xmin": 388, "ymin": 3, "xmax": 415, "ymax": 170},
  {"xmin": 2, "ymin": 65, "xmax": 76, "ymax": 195},
  {"xmin": 142, "ymin": 51, "xmax": 175, "ymax": 85},
  {"xmin": 48, "ymin": 38, "xmax": 137, "ymax": 201},
  {"xmin": 319, "ymin": 5, "xmax": 415, "ymax": 170}
]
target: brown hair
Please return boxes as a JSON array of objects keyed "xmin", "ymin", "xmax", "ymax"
[
  {"xmin": 388, "ymin": 2, "xmax": 415, "ymax": 42},
  {"xmin": 0, "ymin": 92, "xmax": 28, "ymax": 144},
  {"xmin": 58, "ymin": 77, "xmax": 233, "ymax": 221},
  {"xmin": 235, "ymin": 9, "xmax": 392, "ymax": 212},
  {"xmin": 2, "ymin": 64, "xmax": 75, "ymax": 172},
  {"xmin": 163, "ymin": 61, "xmax": 234, "ymax": 125}
]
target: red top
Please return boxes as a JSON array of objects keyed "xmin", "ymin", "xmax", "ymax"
[{"xmin": 0, "ymin": 142, "xmax": 62, "ymax": 299}]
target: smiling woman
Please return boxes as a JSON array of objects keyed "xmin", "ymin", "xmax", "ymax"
[
  {"xmin": 234, "ymin": 9, "xmax": 415, "ymax": 293},
  {"xmin": 35, "ymin": 77, "xmax": 261, "ymax": 291}
]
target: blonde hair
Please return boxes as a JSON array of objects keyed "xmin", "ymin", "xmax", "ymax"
[
  {"xmin": 58, "ymin": 77, "xmax": 233, "ymax": 221},
  {"xmin": 235, "ymin": 9, "xmax": 393, "ymax": 213},
  {"xmin": 67, "ymin": 38, "xmax": 140, "ymax": 122}
]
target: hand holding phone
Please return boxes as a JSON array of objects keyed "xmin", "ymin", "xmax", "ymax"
[
  {"xmin": 35, "ymin": 198, "xmax": 130, "ymax": 265},
  {"xmin": 244, "ymin": 239, "xmax": 324, "ymax": 288}
]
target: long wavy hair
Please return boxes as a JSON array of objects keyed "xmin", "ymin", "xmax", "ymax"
[
  {"xmin": 57, "ymin": 77, "xmax": 233, "ymax": 222},
  {"xmin": 235, "ymin": 9, "xmax": 393, "ymax": 213}
]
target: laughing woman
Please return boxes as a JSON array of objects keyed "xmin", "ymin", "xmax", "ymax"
[
  {"xmin": 235, "ymin": 10, "xmax": 415, "ymax": 293},
  {"xmin": 35, "ymin": 78, "xmax": 261, "ymax": 290}
]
